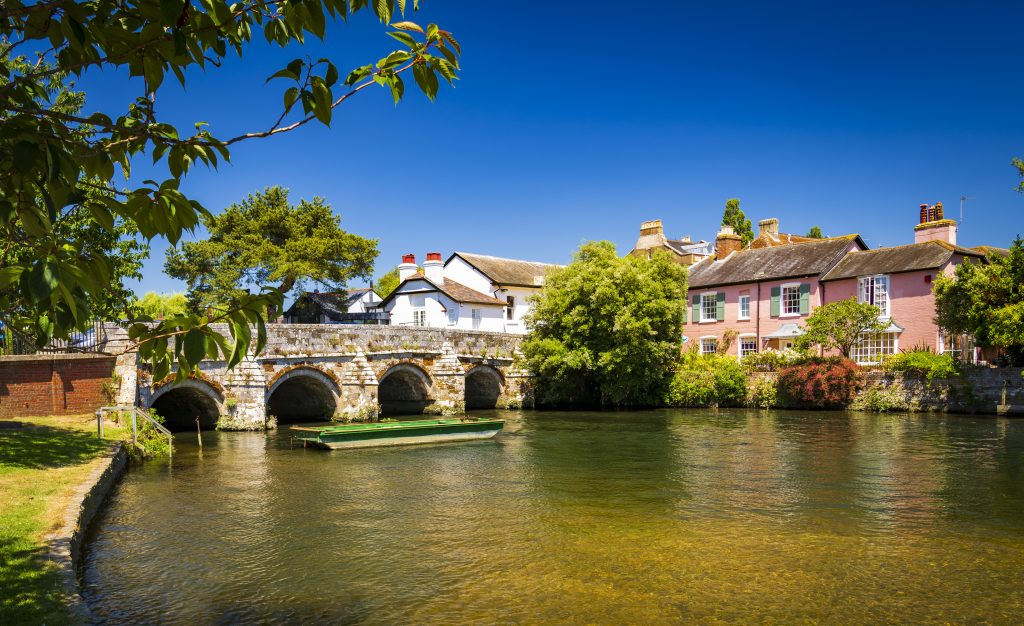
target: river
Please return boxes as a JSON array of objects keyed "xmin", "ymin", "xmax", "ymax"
[{"xmin": 81, "ymin": 409, "xmax": 1024, "ymax": 624}]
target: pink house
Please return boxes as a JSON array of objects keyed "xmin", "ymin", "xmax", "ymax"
[
  {"xmin": 684, "ymin": 206, "xmax": 989, "ymax": 364},
  {"xmin": 685, "ymin": 226, "xmax": 865, "ymax": 359}
]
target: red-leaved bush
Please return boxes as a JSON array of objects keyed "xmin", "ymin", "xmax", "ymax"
[{"xmin": 777, "ymin": 357, "xmax": 860, "ymax": 408}]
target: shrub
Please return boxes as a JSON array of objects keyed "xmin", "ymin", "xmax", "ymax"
[
  {"xmin": 777, "ymin": 357, "xmax": 860, "ymax": 409},
  {"xmin": 852, "ymin": 385, "xmax": 912, "ymax": 412},
  {"xmin": 741, "ymin": 348, "xmax": 809, "ymax": 372},
  {"xmin": 880, "ymin": 351, "xmax": 960, "ymax": 382},
  {"xmin": 747, "ymin": 375, "xmax": 779, "ymax": 409},
  {"xmin": 665, "ymin": 353, "xmax": 748, "ymax": 407}
]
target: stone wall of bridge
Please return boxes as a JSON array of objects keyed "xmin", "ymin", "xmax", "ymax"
[{"xmin": 109, "ymin": 324, "xmax": 533, "ymax": 431}]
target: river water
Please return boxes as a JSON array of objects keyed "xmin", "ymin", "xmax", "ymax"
[{"xmin": 81, "ymin": 409, "xmax": 1024, "ymax": 624}]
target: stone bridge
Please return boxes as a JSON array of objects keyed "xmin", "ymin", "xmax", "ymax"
[{"xmin": 107, "ymin": 324, "xmax": 532, "ymax": 431}]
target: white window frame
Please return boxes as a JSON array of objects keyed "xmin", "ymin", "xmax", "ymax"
[
  {"xmin": 412, "ymin": 308, "xmax": 427, "ymax": 327},
  {"xmin": 471, "ymin": 308, "xmax": 482, "ymax": 330},
  {"xmin": 851, "ymin": 332, "xmax": 898, "ymax": 365},
  {"xmin": 780, "ymin": 282, "xmax": 801, "ymax": 317},
  {"xmin": 700, "ymin": 292, "xmax": 718, "ymax": 323},
  {"xmin": 446, "ymin": 306, "xmax": 458, "ymax": 327},
  {"xmin": 858, "ymin": 274, "xmax": 890, "ymax": 318},
  {"xmin": 738, "ymin": 294, "xmax": 751, "ymax": 320},
  {"xmin": 700, "ymin": 336, "xmax": 718, "ymax": 355},
  {"xmin": 506, "ymin": 295, "xmax": 515, "ymax": 321},
  {"xmin": 739, "ymin": 334, "xmax": 758, "ymax": 360}
]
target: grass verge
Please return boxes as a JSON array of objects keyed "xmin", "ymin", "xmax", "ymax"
[{"xmin": 0, "ymin": 414, "xmax": 126, "ymax": 625}]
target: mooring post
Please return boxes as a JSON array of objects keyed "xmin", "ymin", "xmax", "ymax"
[
  {"xmin": 131, "ymin": 409, "xmax": 137, "ymax": 446},
  {"xmin": 195, "ymin": 416, "xmax": 203, "ymax": 448},
  {"xmin": 96, "ymin": 410, "xmax": 103, "ymax": 439}
]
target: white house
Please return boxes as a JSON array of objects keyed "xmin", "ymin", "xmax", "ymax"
[{"xmin": 379, "ymin": 251, "xmax": 560, "ymax": 333}]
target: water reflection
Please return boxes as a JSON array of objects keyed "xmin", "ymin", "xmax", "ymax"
[{"xmin": 82, "ymin": 410, "xmax": 1024, "ymax": 624}]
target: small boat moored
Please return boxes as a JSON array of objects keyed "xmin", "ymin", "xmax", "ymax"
[{"xmin": 290, "ymin": 417, "xmax": 505, "ymax": 450}]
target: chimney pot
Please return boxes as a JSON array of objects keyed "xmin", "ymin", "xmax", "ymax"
[
  {"xmin": 758, "ymin": 218, "xmax": 779, "ymax": 238},
  {"xmin": 423, "ymin": 251, "xmax": 444, "ymax": 283},
  {"xmin": 919, "ymin": 204, "xmax": 929, "ymax": 224},
  {"xmin": 716, "ymin": 225, "xmax": 742, "ymax": 258},
  {"xmin": 935, "ymin": 202, "xmax": 944, "ymax": 220},
  {"xmin": 399, "ymin": 253, "xmax": 417, "ymax": 281},
  {"xmin": 402, "ymin": 253, "xmax": 416, "ymax": 264},
  {"xmin": 426, "ymin": 252, "xmax": 442, "ymax": 262}
]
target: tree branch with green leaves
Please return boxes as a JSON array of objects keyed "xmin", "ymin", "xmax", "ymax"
[{"xmin": 0, "ymin": 0, "xmax": 460, "ymax": 380}]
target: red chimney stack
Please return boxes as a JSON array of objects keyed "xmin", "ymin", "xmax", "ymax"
[
  {"xmin": 426, "ymin": 252, "xmax": 442, "ymax": 262},
  {"xmin": 402, "ymin": 253, "xmax": 416, "ymax": 264}
]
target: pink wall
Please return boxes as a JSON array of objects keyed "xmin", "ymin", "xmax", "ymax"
[{"xmin": 685, "ymin": 277, "xmax": 823, "ymax": 356}]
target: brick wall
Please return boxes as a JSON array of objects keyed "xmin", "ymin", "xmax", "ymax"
[{"xmin": 0, "ymin": 354, "xmax": 116, "ymax": 418}]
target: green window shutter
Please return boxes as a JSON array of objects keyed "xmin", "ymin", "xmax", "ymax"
[
  {"xmin": 716, "ymin": 292, "xmax": 725, "ymax": 321},
  {"xmin": 691, "ymin": 295, "xmax": 700, "ymax": 323},
  {"xmin": 799, "ymin": 283, "xmax": 811, "ymax": 315},
  {"xmin": 770, "ymin": 286, "xmax": 781, "ymax": 317}
]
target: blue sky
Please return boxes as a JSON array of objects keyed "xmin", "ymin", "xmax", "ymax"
[{"xmin": 76, "ymin": 1, "xmax": 1024, "ymax": 296}]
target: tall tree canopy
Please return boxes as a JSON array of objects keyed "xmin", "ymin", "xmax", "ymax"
[
  {"xmin": 1, "ymin": 0, "xmax": 459, "ymax": 378},
  {"xmin": 375, "ymin": 267, "xmax": 401, "ymax": 298},
  {"xmin": 165, "ymin": 187, "xmax": 376, "ymax": 317},
  {"xmin": 806, "ymin": 226, "xmax": 824, "ymax": 239},
  {"xmin": 934, "ymin": 238, "xmax": 1024, "ymax": 365},
  {"xmin": 721, "ymin": 198, "xmax": 754, "ymax": 247},
  {"xmin": 134, "ymin": 291, "xmax": 188, "ymax": 319},
  {"xmin": 522, "ymin": 242, "xmax": 688, "ymax": 407},
  {"xmin": 796, "ymin": 297, "xmax": 888, "ymax": 358}
]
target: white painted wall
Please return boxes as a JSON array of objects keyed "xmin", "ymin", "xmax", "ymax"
[
  {"xmin": 443, "ymin": 256, "xmax": 494, "ymax": 294},
  {"xmin": 383, "ymin": 280, "xmax": 505, "ymax": 331},
  {"xmin": 443, "ymin": 256, "xmax": 543, "ymax": 334},
  {"xmin": 348, "ymin": 290, "xmax": 381, "ymax": 313}
]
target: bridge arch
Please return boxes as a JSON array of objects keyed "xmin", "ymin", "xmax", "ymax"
[
  {"xmin": 266, "ymin": 366, "xmax": 340, "ymax": 423},
  {"xmin": 465, "ymin": 365, "xmax": 504, "ymax": 410},
  {"xmin": 149, "ymin": 378, "xmax": 225, "ymax": 432},
  {"xmin": 378, "ymin": 363, "xmax": 432, "ymax": 416}
]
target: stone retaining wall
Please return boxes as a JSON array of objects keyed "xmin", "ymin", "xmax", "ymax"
[{"xmin": 46, "ymin": 440, "xmax": 127, "ymax": 623}]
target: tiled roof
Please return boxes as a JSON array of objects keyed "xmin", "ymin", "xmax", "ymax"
[
  {"xmin": 284, "ymin": 289, "xmax": 380, "ymax": 321},
  {"xmin": 448, "ymin": 252, "xmax": 561, "ymax": 287},
  {"xmin": 970, "ymin": 245, "xmax": 1010, "ymax": 258},
  {"xmin": 689, "ymin": 236, "xmax": 860, "ymax": 288},
  {"xmin": 379, "ymin": 274, "xmax": 506, "ymax": 307},
  {"xmin": 821, "ymin": 241, "xmax": 985, "ymax": 281},
  {"xmin": 748, "ymin": 232, "xmax": 820, "ymax": 249}
]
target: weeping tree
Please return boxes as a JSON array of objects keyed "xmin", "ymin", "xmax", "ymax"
[
  {"xmin": 165, "ymin": 186, "xmax": 377, "ymax": 319},
  {"xmin": 0, "ymin": 0, "xmax": 461, "ymax": 380}
]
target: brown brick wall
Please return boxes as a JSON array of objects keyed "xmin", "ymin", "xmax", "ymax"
[{"xmin": 0, "ymin": 355, "xmax": 115, "ymax": 418}]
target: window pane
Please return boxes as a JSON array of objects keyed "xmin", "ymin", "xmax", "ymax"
[
  {"xmin": 852, "ymin": 332, "xmax": 896, "ymax": 364},
  {"xmin": 701, "ymin": 338, "xmax": 718, "ymax": 354},
  {"xmin": 702, "ymin": 294, "xmax": 717, "ymax": 321},
  {"xmin": 740, "ymin": 338, "xmax": 757, "ymax": 358},
  {"xmin": 739, "ymin": 295, "xmax": 750, "ymax": 319},
  {"xmin": 782, "ymin": 286, "xmax": 800, "ymax": 314}
]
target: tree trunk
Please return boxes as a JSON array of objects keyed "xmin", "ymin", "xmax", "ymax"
[{"xmin": 267, "ymin": 276, "xmax": 296, "ymax": 322}]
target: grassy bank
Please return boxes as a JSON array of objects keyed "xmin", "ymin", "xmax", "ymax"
[{"xmin": 0, "ymin": 415, "xmax": 126, "ymax": 625}]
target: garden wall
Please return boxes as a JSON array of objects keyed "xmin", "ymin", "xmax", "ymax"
[
  {"xmin": 748, "ymin": 368, "xmax": 1024, "ymax": 414},
  {"xmin": 0, "ymin": 354, "xmax": 115, "ymax": 418}
]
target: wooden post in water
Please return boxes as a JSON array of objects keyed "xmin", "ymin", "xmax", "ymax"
[{"xmin": 195, "ymin": 416, "xmax": 203, "ymax": 448}]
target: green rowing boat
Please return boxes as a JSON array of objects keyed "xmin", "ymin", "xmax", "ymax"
[{"xmin": 290, "ymin": 417, "xmax": 505, "ymax": 450}]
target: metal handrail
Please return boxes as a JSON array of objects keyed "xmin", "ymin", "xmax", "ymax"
[{"xmin": 96, "ymin": 405, "xmax": 173, "ymax": 459}]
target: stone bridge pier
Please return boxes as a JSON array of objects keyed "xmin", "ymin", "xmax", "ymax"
[{"xmin": 109, "ymin": 324, "xmax": 533, "ymax": 431}]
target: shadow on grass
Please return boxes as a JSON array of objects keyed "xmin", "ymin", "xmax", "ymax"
[
  {"xmin": 0, "ymin": 537, "xmax": 70, "ymax": 625},
  {"xmin": 0, "ymin": 425, "xmax": 107, "ymax": 470}
]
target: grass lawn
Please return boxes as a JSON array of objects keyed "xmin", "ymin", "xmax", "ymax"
[{"xmin": 0, "ymin": 414, "xmax": 126, "ymax": 625}]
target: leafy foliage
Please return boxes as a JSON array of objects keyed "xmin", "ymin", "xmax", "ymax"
[
  {"xmin": 746, "ymin": 374, "xmax": 778, "ymax": 409},
  {"xmin": 721, "ymin": 198, "xmax": 754, "ymax": 247},
  {"xmin": 1014, "ymin": 156, "xmax": 1024, "ymax": 193},
  {"xmin": 664, "ymin": 352, "xmax": 747, "ymax": 408},
  {"xmin": 134, "ymin": 292, "xmax": 188, "ymax": 320},
  {"xmin": 741, "ymin": 347, "xmax": 809, "ymax": 372},
  {"xmin": 934, "ymin": 237, "xmax": 1024, "ymax": 365},
  {"xmin": 1, "ymin": 0, "xmax": 459, "ymax": 375},
  {"xmin": 523, "ymin": 242, "xmax": 688, "ymax": 407},
  {"xmin": 797, "ymin": 297, "xmax": 888, "ymax": 357},
  {"xmin": 806, "ymin": 226, "xmax": 824, "ymax": 238},
  {"xmin": 165, "ymin": 186, "xmax": 376, "ymax": 318},
  {"xmin": 880, "ymin": 350, "xmax": 960, "ymax": 382},
  {"xmin": 376, "ymin": 267, "xmax": 401, "ymax": 298},
  {"xmin": 851, "ymin": 385, "xmax": 911, "ymax": 412},
  {"xmin": 777, "ymin": 357, "xmax": 860, "ymax": 409}
]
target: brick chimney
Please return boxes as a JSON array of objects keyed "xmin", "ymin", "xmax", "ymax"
[
  {"xmin": 758, "ymin": 218, "xmax": 779, "ymax": 239},
  {"xmin": 716, "ymin": 225, "xmax": 742, "ymax": 258},
  {"xmin": 914, "ymin": 202, "xmax": 956, "ymax": 245},
  {"xmin": 398, "ymin": 253, "xmax": 417, "ymax": 281},
  {"xmin": 423, "ymin": 251, "xmax": 444, "ymax": 283}
]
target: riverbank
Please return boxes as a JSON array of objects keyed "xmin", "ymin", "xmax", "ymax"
[{"xmin": 0, "ymin": 415, "xmax": 126, "ymax": 625}]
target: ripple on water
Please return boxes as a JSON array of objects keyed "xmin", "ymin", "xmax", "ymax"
[{"xmin": 81, "ymin": 410, "xmax": 1024, "ymax": 624}]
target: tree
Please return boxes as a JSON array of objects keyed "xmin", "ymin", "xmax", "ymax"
[
  {"xmin": 376, "ymin": 267, "xmax": 401, "ymax": 298},
  {"xmin": 1014, "ymin": 156, "xmax": 1024, "ymax": 192},
  {"xmin": 1, "ymin": 0, "xmax": 460, "ymax": 379},
  {"xmin": 165, "ymin": 187, "xmax": 377, "ymax": 318},
  {"xmin": 522, "ymin": 242, "xmax": 688, "ymax": 407},
  {"xmin": 796, "ymin": 298, "xmax": 888, "ymax": 358},
  {"xmin": 721, "ymin": 198, "xmax": 754, "ymax": 247},
  {"xmin": 806, "ymin": 226, "xmax": 824, "ymax": 238},
  {"xmin": 134, "ymin": 292, "xmax": 188, "ymax": 320},
  {"xmin": 934, "ymin": 237, "xmax": 1024, "ymax": 365}
]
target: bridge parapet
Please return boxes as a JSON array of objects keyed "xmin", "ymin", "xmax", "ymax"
[{"xmin": 106, "ymin": 323, "xmax": 532, "ymax": 430}]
